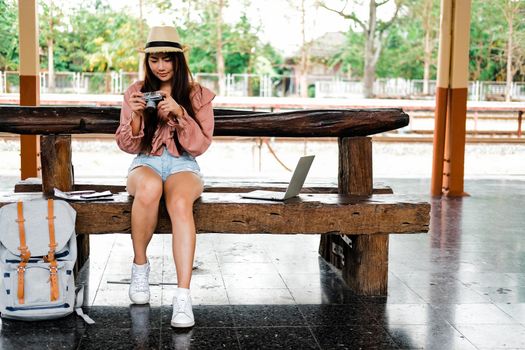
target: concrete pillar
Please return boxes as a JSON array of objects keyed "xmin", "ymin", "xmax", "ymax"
[
  {"xmin": 18, "ymin": 0, "xmax": 40, "ymax": 179},
  {"xmin": 431, "ymin": 0, "xmax": 471, "ymax": 197}
]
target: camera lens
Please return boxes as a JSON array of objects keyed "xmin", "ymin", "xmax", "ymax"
[{"xmin": 146, "ymin": 99, "xmax": 157, "ymax": 110}]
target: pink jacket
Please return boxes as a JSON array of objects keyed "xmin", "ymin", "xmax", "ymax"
[{"xmin": 115, "ymin": 81, "xmax": 215, "ymax": 157}]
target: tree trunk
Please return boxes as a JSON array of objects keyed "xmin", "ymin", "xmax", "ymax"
[
  {"xmin": 47, "ymin": 2, "xmax": 55, "ymax": 92},
  {"xmin": 299, "ymin": 0, "xmax": 309, "ymax": 97},
  {"xmin": 422, "ymin": 0, "xmax": 433, "ymax": 95},
  {"xmin": 505, "ymin": 5, "xmax": 513, "ymax": 102},
  {"xmin": 216, "ymin": 0, "xmax": 226, "ymax": 96},
  {"xmin": 105, "ymin": 71, "xmax": 111, "ymax": 94},
  {"xmin": 47, "ymin": 39, "xmax": 55, "ymax": 92},
  {"xmin": 423, "ymin": 30, "xmax": 431, "ymax": 95},
  {"xmin": 363, "ymin": 0, "xmax": 377, "ymax": 98}
]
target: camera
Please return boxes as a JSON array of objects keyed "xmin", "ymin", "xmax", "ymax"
[{"xmin": 142, "ymin": 91, "xmax": 164, "ymax": 111}]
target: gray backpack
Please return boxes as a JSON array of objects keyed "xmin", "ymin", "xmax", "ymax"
[{"xmin": 0, "ymin": 199, "xmax": 82, "ymax": 321}]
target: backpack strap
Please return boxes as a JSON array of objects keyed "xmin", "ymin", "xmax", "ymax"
[
  {"xmin": 44, "ymin": 199, "xmax": 60, "ymax": 301},
  {"xmin": 16, "ymin": 201, "xmax": 31, "ymax": 305}
]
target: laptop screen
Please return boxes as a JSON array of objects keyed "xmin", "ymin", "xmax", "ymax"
[{"xmin": 283, "ymin": 155, "xmax": 315, "ymax": 199}]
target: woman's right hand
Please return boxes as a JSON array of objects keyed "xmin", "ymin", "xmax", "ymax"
[{"xmin": 129, "ymin": 92, "xmax": 146, "ymax": 115}]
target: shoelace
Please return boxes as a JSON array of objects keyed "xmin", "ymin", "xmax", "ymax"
[
  {"xmin": 174, "ymin": 296, "xmax": 188, "ymax": 314},
  {"xmin": 131, "ymin": 269, "xmax": 149, "ymax": 292}
]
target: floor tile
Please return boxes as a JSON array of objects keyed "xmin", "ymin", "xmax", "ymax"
[
  {"xmin": 226, "ymin": 288, "xmax": 295, "ymax": 305},
  {"xmin": 362, "ymin": 277, "xmax": 427, "ymax": 304},
  {"xmin": 78, "ymin": 326, "xmax": 160, "ymax": 350},
  {"xmin": 85, "ymin": 305, "xmax": 162, "ymax": 329},
  {"xmin": 273, "ymin": 258, "xmax": 334, "ymax": 274},
  {"xmin": 385, "ymin": 323, "xmax": 477, "ymax": 349},
  {"xmin": 454, "ymin": 324, "xmax": 525, "ymax": 349},
  {"xmin": 365, "ymin": 303, "xmax": 444, "ymax": 325},
  {"xmin": 455, "ymin": 271, "xmax": 521, "ymax": 288},
  {"xmin": 299, "ymin": 304, "xmax": 377, "ymax": 326},
  {"xmin": 290, "ymin": 286, "xmax": 363, "ymax": 305},
  {"xmin": 223, "ymin": 273, "xmax": 287, "ymax": 289},
  {"xmin": 472, "ymin": 286, "xmax": 525, "ymax": 303},
  {"xmin": 0, "ymin": 315, "xmax": 85, "ymax": 350},
  {"xmin": 92, "ymin": 283, "xmax": 162, "ymax": 307},
  {"xmin": 220, "ymin": 262, "xmax": 279, "ymax": 275},
  {"xmin": 495, "ymin": 303, "xmax": 525, "ymax": 324},
  {"xmin": 0, "ymin": 329, "xmax": 83, "ymax": 350},
  {"xmin": 408, "ymin": 282, "xmax": 490, "ymax": 304},
  {"xmin": 280, "ymin": 271, "xmax": 343, "ymax": 289},
  {"xmin": 432, "ymin": 303, "xmax": 518, "ymax": 325},
  {"xmin": 231, "ymin": 305, "xmax": 307, "ymax": 327},
  {"xmin": 237, "ymin": 327, "xmax": 319, "ymax": 350},
  {"xmin": 310, "ymin": 325, "xmax": 399, "ymax": 349},
  {"xmin": 159, "ymin": 327, "xmax": 240, "ymax": 349}
]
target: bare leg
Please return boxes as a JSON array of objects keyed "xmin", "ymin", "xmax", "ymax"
[
  {"xmin": 163, "ymin": 172, "xmax": 204, "ymax": 289},
  {"xmin": 127, "ymin": 166, "xmax": 163, "ymax": 265}
]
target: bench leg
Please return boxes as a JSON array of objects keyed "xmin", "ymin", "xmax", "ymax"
[
  {"xmin": 40, "ymin": 135, "xmax": 74, "ymax": 196},
  {"xmin": 75, "ymin": 234, "xmax": 90, "ymax": 274},
  {"xmin": 319, "ymin": 233, "xmax": 389, "ymax": 296},
  {"xmin": 318, "ymin": 135, "xmax": 388, "ymax": 295}
]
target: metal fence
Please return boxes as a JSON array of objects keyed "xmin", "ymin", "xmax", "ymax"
[{"xmin": 1, "ymin": 70, "xmax": 524, "ymax": 101}]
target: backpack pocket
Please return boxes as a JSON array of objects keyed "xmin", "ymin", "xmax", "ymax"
[{"xmin": 4, "ymin": 261, "xmax": 73, "ymax": 311}]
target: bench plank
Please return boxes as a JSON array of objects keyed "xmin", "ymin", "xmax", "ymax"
[
  {"xmin": 0, "ymin": 192, "xmax": 430, "ymax": 236},
  {"xmin": 0, "ymin": 106, "xmax": 408, "ymax": 137},
  {"xmin": 13, "ymin": 178, "xmax": 394, "ymax": 195}
]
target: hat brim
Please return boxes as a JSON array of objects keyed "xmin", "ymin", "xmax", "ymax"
[{"xmin": 139, "ymin": 45, "xmax": 189, "ymax": 54}]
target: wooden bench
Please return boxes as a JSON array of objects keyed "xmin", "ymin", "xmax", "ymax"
[{"xmin": 0, "ymin": 106, "xmax": 430, "ymax": 296}]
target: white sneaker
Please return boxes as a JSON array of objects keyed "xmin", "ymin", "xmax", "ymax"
[
  {"xmin": 129, "ymin": 261, "xmax": 150, "ymax": 304},
  {"xmin": 171, "ymin": 288, "xmax": 195, "ymax": 328}
]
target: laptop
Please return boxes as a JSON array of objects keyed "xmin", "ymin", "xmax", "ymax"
[{"xmin": 241, "ymin": 155, "xmax": 315, "ymax": 201}]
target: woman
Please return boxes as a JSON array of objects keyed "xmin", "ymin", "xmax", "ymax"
[{"xmin": 115, "ymin": 25, "xmax": 215, "ymax": 328}]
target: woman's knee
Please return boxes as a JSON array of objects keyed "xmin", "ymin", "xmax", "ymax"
[
  {"xmin": 134, "ymin": 180, "xmax": 163, "ymax": 205},
  {"xmin": 166, "ymin": 195, "xmax": 194, "ymax": 220}
]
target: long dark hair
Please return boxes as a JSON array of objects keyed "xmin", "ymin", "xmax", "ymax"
[{"xmin": 139, "ymin": 51, "xmax": 197, "ymax": 153}]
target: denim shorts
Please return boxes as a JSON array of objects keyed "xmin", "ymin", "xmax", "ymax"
[{"xmin": 128, "ymin": 147, "xmax": 202, "ymax": 181}]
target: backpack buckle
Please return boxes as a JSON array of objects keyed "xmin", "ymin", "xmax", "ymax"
[
  {"xmin": 44, "ymin": 251, "xmax": 56, "ymax": 263},
  {"xmin": 18, "ymin": 248, "xmax": 31, "ymax": 261}
]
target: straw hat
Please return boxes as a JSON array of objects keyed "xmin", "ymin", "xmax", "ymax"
[{"xmin": 141, "ymin": 26, "xmax": 189, "ymax": 54}]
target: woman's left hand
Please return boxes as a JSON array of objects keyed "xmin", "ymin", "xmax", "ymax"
[{"xmin": 157, "ymin": 92, "xmax": 184, "ymax": 125}]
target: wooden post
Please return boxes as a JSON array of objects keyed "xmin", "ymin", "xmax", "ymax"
[
  {"xmin": 319, "ymin": 137, "xmax": 389, "ymax": 295},
  {"xmin": 338, "ymin": 137, "xmax": 373, "ymax": 195},
  {"xmin": 40, "ymin": 135, "xmax": 73, "ymax": 196},
  {"xmin": 40, "ymin": 135, "xmax": 89, "ymax": 271}
]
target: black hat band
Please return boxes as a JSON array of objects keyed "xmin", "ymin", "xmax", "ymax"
[{"xmin": 145, "ymin": 41, "xmax": 182, "ymax": 49}]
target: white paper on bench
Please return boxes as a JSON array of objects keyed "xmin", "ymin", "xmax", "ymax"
[{"xmin": 54, "ymin": 188, "xmax": 114, "ymax": 201}]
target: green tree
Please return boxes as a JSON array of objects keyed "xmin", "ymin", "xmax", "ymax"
[
  {"xmin": 469, "ymin": 1, "xmax": 506, "ymax": 82},
  {"xmin": 40, "ymin": 0, "xmax": 66, "ymax": 91},
  {"xmin": 499, "ymin": 0, "xmax": 525, "ymax": 100},
  {"xmin": 179, "ymin": 1, "xmax": 280, "ymax": 76},
  {"xmin": 66, "ymin": 2, "xmax": 143, "ymax": 72},
  {"xmin": 0, "ymin": 0, "xmax": 18, "ymax": 70},
  {"xmin": 224, "ymin": 14, "xmax": 261, "ymax": 74},
  {"xmin": 320, "ymin": 0, "xmax": 404, "ymax": 97},
  {"xmin": 376, "ymin": 0, "xmax": 439, "ymax": 86},
  {"xmin": 329, "ymin": 30, "xmax": 364, "ymax": 80}
]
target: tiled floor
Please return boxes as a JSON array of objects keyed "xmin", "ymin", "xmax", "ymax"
[{"xmin": 1, "ymin": 178, "xmax": 524, "ymax": 349}]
